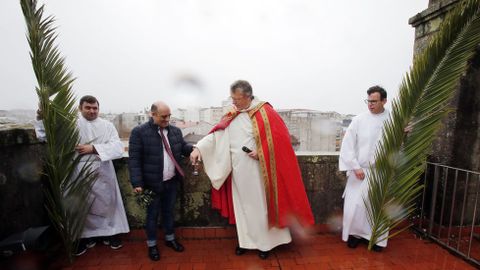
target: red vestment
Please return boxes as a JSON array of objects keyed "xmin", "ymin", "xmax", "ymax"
[{"xmin": 210, "ymin": 102, "xmax": 314, "ymax": 228}]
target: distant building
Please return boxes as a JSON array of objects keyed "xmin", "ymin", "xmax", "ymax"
[
  {"xmin": 172, "ymin": 107, "xmax": 201, "ymax": 122},
  {"xmin": 278, "ymin": 109, "xmax": 346, "ymax": 152},
  {"xmin": 199, "ymin": 107, "xmax": 223, "ymax": 125},
  {"xmin": 100, "ymin": 113, "xmax": 117, "ymax": 123},
  {"xmin": 111, "ymin": 112, "xmax": 148, "ymax": 139},
  {"xmin": 179, "ymin": 121, "xmax": 214, "ymax": 139},
  {"xmin": 174, "ymin": 106, "xmax": 227, "ymax": 125},
  {"xmin": 0, "ymin": 116, "xmax": 17, "ymax": 125},
  {"xmin": 107, "ymin": 105, "xmax": 352, "ymax": 153},
  {"xmin": 336, "ymin": 115, "xmax": 355, "ymax": 150},
  {"xmin": 0, "ymin": 109, "xmax": 36, "ymax": 125},
  {"xmin": 172, "ymin": 108, "xmax": 187, "ymax": 121}
]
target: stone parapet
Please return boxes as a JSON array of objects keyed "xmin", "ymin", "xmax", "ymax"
[
  {"xmin": 408, "ymin": 0, "xmax": 480, "ymax": 227},
  {"xmin": 116, "ymin": 153, "xmax": 346, "ymax": 228},
  {"xmin": 409, "ymin": 0, "xmax": 480, "ymax": 171},
  {"xmin": 0, "ymin": 127, "xmax": 47, "ymax": 240},
  {"xmin": 408, "ymin": 0, "xmax": 460, "ymax": 56},
  {"xmin": 0, "ymin": 127, "xmax": 346, "ymax": 239}
]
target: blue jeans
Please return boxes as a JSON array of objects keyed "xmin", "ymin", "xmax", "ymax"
[{"xmin": 146, "ymin": 179, "xmax": 178, "ymax": 246}]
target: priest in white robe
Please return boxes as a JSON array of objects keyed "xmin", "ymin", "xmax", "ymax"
[
  {"xmin": 339, "ymin": 86, "xmax": 389, "ymax": 251},
  {"xmin": 190, "ymin": 80, "xmax": 314, "ymax": 260},
  {"xmin": 74, "ymin": 95, "xmax": 130, "ymax": 255}
]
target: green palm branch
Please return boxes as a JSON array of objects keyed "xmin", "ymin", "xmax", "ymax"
[
  {"xmin": 365, "ymin": 0, "xmax": 480, "ymax": 250},
  {"xmin": 21, "ymin": 0, "xmax": 97, "ymax": 261}
]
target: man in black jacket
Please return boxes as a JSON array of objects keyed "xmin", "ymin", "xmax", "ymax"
[{"xmin": 129, "ymin": 101, "xmax": 194, "ymax": 261}]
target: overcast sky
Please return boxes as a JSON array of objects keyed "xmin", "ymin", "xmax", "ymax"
[{"xmin": 1, "ymin": 0, "xmax": 427, "ymax": 115}]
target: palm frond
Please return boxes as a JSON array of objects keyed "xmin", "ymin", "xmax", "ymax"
[
  {"xmin": 365, "ymin": 0, "xmax": 480, "ymax": 250},
  {"xmin": 20, "ymin": 0, "xmax": 97, "ymax": 262}
]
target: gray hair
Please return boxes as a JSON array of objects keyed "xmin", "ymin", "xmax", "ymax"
[{"xmin": 230, "ymin": 80, "xmax": 253, "ymax": 98}]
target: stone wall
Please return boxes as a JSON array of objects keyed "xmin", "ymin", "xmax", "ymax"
[
  {"xmin": 0, "ymin": 127, "xmax": 346, "ymax": 240},
  {"xmin": 409, "ymin": 0, "xmax": 480, "ymax": 171},
  {"xmin": 409, "ymin": 0, "xmax": 460, "ymax": 166},
  {"xmin": 409, "ymin": 0, "xmax": 460, "ymax": 56},
  {"xmin": 409, "ymin": 0, "xmax": 480, "ymax": 224},
  {"xmin": 0, "ymin": 127, "xmax": 47, "ymax": 240},
  {"xmin": 114, "ymin": 154, "xmax": 346, "ymax": 228}
]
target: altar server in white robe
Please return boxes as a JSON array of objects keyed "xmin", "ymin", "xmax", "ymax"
[
  {"xmin": 75, "ymin": 95, "xmax": 129, "ymax": 255},
  {"xmin": 339, "ymin": 86, "xmax": 389, "ymax": 252}
]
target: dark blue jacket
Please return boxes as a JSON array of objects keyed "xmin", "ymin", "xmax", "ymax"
[{"xmin": 128, "ymin": 118, "xmax": 193, "ymax": 192}]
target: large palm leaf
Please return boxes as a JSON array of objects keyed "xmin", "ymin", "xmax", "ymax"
[
  {"xmin": 20, "ymin": 0, "xmax": 97, "ymax": 261},
  {"xmin": 365, "ymin": 0, "xmax": 480, "ymax": 250}
]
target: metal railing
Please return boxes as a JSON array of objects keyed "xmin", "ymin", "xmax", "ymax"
[{"xmin": 413, "ymin": 162, "xmax": 480, "ymax": 267}]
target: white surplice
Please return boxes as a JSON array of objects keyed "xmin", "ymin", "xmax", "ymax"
[
  {"xmin": 339, "ymin": 109, "xmax": 389, "ymax": 247},
  {"xmin": 196, "ymin": 99, "xmax": 291, "ymax": 251},
  {"xmin": 77, "ymin": 115, "xmax": 130, "ymax": 238}
]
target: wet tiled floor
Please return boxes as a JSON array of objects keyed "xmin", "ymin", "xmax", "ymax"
[{"xmin": 3, "ymin": 227, "xmax": 477, "ymax": 270}]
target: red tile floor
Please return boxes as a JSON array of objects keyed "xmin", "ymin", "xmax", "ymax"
[{"xmin": 3, "ymin": 226, "xmax": 477, "ymax": 270}]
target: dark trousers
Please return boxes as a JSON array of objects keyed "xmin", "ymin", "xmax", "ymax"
[{"xmin": 146, "ymin": 179, "xmax": 178, "ymax": 245}]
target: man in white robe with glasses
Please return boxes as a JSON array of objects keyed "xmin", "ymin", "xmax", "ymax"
[{"xmin": 339, "ymin": 85, "xmax": 390, "ymax": 252}]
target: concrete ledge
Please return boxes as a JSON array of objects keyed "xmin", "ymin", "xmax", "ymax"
[
  {"xmin": 408, "ymin": 0, "xmax": 459, "ymax": 27},
  {"xmin": 0, "ymin": 126, "xmax": 346, "ymax": 238}
]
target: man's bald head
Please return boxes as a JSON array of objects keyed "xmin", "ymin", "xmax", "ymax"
[
  {"xmin": 151, "ymin": 101, "xmax": 169, "ymax": 113},
  {"xmin": 151, "ymin": 101, "xmax": 171, "ymax": 128}
]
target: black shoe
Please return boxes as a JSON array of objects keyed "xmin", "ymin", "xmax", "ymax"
[
  {"xmin": 148, "ymin": 246, "xmax": 160, "ymax": 261},
  {"xmin": 372, "ymin": 245, "xmax": 384, "ymax": 252},
  {"xmin": 74, "ymin": 240, "xmax": 87, "ymax": 257},
  {"xmin": 258, "ymin": 250, "xmax": 270, "ymax": 260},
  {"xmin": 103, "ymin": 236, "xmax": 123, "ymax": 250},
  {"xmin": 165, "ymin": 240, "xmax": 184, "ymax": 252},
  {"xmin": 85, "ymin": 238, "xmax": 96, "ymax": 249},
  {"xmin": 235, "ymin": 246, "xmax": 247, "ymax": 256},
  {"xmin": 110, "ymin": 237, "xmax": 123, "ymax": 250},
  {"xmin": 347, "ymin": 235, "xmax": 361, "ymax": 249}
]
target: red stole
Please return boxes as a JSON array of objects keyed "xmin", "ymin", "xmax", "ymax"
[{"xmin": 210, "ymin": 103, "xmax": 314, "ymax": 228}]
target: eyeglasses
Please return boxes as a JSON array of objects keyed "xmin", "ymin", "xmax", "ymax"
[{"xmin": 364, "ymin": 99, "xmax": 380, "ymax": 105}]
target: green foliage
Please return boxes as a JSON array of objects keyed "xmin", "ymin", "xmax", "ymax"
[
  {"xmin": 365, "ymin": 0, "xmax": 480, "ymax": 250},
  {"xmin": 20, "ymin": 0, "xmax": 97, "ymax": 262},
  {"xmin": 135, "ymin": 189, "xmax": 156, "ymax": 209}
]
